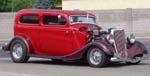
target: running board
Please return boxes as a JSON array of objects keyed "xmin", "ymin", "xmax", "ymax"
[{"xmin": 29, "ymin": 54, "xmax": 64, "ymax": 60}]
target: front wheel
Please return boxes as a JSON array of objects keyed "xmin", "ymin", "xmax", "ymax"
[
  {"xmin": 126, "ymin": 55, "xmax": 142, "ymax": 65},
  {"xmin": 87, "ymin": 47, "xmax": 109, "ymax": 68},
  {"xmin": 10, "ymin": 39, "xmax": 29, "ymax": 63}
]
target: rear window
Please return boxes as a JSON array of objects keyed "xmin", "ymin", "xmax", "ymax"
[{"xmin": 20, "ymin": 15, "xmax": 39, "ymax": 24}]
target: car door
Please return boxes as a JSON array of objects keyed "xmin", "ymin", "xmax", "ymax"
[
  {"xmin": 39, "ymin": 14, "xmax": 73, "ymax": 56},
  {"xmin": 16, "ymin": 14, "xmax": 40, "ymax": 53}
]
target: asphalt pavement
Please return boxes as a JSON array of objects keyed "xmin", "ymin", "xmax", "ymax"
[{"xmin": 0, "ymin": 42, "xmax": 150, "ymax": 76}]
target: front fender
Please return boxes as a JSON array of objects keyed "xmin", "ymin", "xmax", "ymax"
[
  {"xmin": 127, "ymin": 41, "xmax": 148, "ymax": 58},
  {"xmin": 64, "ymin": 41, "xmax": 114, "ymax": 60}
]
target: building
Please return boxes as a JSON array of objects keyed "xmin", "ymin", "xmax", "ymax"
[
  {"xmin": 0, "ymin": 0, "xmax": 150, "ymax": 42},
  {"xmin": 63, "ymin": 0, "xmax": 150, "ymax": 10},
  {"xmin": 62, "ymin": 0, "xmax": 150, "ymax": 39}
]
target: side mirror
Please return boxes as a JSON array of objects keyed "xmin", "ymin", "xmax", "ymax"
[{"xmin": 58, "ymin": 15, "xmax": 66, "ymax": 25}]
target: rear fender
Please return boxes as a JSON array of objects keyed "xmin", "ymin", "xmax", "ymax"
[
  {"xmin": 4, "ymin": 35, "xmax": 33, "ymax": 54},
  {"xmin": 64, "ymin": 41, "xmax": 114, "ymax": 60}
]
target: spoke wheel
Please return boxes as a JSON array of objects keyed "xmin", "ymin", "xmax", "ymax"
[{"xmin": 87, "ymin": 47, "xmax": 109, "ymax": 67}]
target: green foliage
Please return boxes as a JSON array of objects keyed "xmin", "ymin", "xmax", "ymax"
[
  {"xmin": 53, "ymin": 0, "xmax": 62, "ymax": 6},
  {"xmin": 13, "ymin": 0, "xmax": 33, "ymax": 12},
  {"xmin": 33, "ymin": 0, "xmax": 62, "ymax": 9},
  {"xmin": 33, "ymin": 0, "xmax": 53, "ymax": 9},
  {"xmin": 0, "ymin": 0, "xmax": 62, "ymax": 12},
  {"xmin": 52, "ymin": 0, "xmax": 62, "ymax": 9},
  {"xmin": 0, "ymin": 0, "xmax": 33, "ymax": 12},
  {"xmin": 0, "ymin": 0, "xmax": 12, "ymax": 12}
]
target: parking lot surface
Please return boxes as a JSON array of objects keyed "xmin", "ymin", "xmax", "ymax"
[{"xmin": 0, "ymin": 47, "xmax": 150, "ymax": 76}]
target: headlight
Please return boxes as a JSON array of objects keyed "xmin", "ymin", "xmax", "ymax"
[
  {"xmin": 106, "ymin": 34, "xmax": 114, "ymax": 44},
  {"xmin": 127, "ymin": 34, "xmax": 136, "ymax": 44}
]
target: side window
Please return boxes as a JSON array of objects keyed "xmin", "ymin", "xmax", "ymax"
[
  {"xmin": 20, "ymin": 15, "xmax": 39, "ymax": 24},
  {"xmin": 43, "ymin": 15, "xmax": 66, "ymax": 25}
]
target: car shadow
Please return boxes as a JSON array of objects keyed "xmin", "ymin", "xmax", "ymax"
[
  {"xmin": 27, "ymin": 59, "xmax": 150, "ymax": 68},
  {"xmin": 27, "ymin": 60, "xmax": 89, "ymax": 67}
]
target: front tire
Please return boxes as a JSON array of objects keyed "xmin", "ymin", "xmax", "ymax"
[
  {"xmin": 10, "ymin": 39, "xmax": 29, "ymax": 63},
  {"xmin": 126, "ymin": 55, "xmax": 142, "ymax": 65},
  {"xmin": 87, "ymin": 47, "xmax": 109, "ymax": 67}
]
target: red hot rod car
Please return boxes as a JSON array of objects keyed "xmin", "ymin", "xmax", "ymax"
[{"xmin": 2, "ymin": 9, "xmax": 148, "ymax": 67}]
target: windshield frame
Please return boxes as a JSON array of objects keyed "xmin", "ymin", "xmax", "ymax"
[{"xmin": 69, "ymin": 15, "xmax": 96, "ymax": 25}]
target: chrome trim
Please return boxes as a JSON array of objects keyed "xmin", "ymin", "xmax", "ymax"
[
  {"xmin": 0, "ymin": 43, "xmax": 7, "ymax": 51},
  {"xmin": 71, "ymin": 22, "xmax": 96, "ymax": 25},
  {"xmin": 110, "ymin": 57, "xmax": 131, "ymax": 62},
  {"xmin": 12, "ymin": 43, "xmax": 23, "ymax": 59},
  {"xmin": 0, "ymin": 46, "xmax": 2, "ymax": 50}
]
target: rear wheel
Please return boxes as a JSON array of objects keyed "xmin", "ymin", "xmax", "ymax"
[
  {"xmin": 87, "ymin": 47, "xmax": 109, "ymax": 67},
  {"xmin": 10, "ymin": 39, "xmax": 29, "ymax": 63}
]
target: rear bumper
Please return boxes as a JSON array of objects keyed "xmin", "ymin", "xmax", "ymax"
[{"xmin": 0, "ymin": 44, "xmax": 7, "ymax": 51}]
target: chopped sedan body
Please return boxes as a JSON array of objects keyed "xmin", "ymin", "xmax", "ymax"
[{"xmin": 2, "ymin": 9, "xmax": 148, "ymax": 67}]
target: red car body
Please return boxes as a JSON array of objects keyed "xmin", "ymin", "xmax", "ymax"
[
  {"xmin": 3, "ymin": 9, "xmax": 148, "ymax": 67},
  {"xmin": 14, "ymin": 9, "xmax": 96, "ymax": 56}
]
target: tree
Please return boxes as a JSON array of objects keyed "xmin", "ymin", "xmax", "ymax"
[
  {"xmin": 33, "ymin": 0, "xmax": 53, "ymax": 9},
  {"xmin": 52, "ymin": 0, "xmax": 62, "ymax": 9},
  {"xmin": 0, "ymin": 0, "xmax": 33, "ymax": 12},
  {"xmin": 13, "ymin": 0, "xmax": 33, "ymax": 12},
  {"xmin": 0, "ymin": 0, "xmax": 62, "ymax": 12},
  {"xmin": 0, "ymin": 0, "xmax": 12, "ymax": 12},
  {"xmin": 33, "ymin": 0, "xmax": 62, "ymax": 9}
]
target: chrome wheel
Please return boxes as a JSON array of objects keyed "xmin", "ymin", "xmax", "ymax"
[
  {"xmin": 87, "ymin": 47, "xmax": 109, "ymax": 67},
  {"xmin": 89, "ymin": 48, "xmax": 102, "ymax": 65},
  {"xmin": 12, "ymin": 43, "xmax": 23, "ymax": 59},
  {"xmin": 10, "ymin": 39, "xmax": 29, "ymax": 63}
]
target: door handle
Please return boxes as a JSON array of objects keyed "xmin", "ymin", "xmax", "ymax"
[{"xmin": 65, "ymin": 31, "xmax": 69, "ymax": 34}]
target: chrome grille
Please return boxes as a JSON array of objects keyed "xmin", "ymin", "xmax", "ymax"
[{"xmin": 112, "ymin": 29, "xmax": 126, "ymax": 57}]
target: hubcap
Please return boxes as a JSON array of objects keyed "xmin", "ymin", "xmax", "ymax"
[
  {"xmin": 12, "ymin": 43, "xmax": 23, "ymax": 59},
  {"xmin": 89, "ymin": 48, "xmax": 102, "ymax": 65}
]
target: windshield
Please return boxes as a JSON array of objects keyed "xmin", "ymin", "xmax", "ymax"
[{"xmin": 69, "ymin": 15, "xmax": 96, "ymax": 24}]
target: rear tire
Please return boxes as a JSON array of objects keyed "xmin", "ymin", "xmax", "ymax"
[
  {"xmin": 10, "ymin": 39, "xmax": 29, "ymax": 63},
  {"xmin": 87, "ymin": 47, "xmax": 109, "ymax": 68}
]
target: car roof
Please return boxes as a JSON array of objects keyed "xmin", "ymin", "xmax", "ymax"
[{"xmin": 17, "ymin": 9, "xmax": 95, "ymax": 16}]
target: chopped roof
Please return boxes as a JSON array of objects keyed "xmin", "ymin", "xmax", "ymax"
[{"xmin": 17, "ymin": 9, "xmax": 95, "ymax": 16}]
